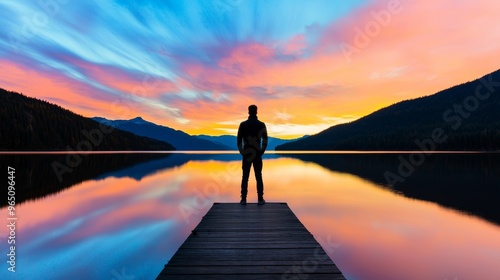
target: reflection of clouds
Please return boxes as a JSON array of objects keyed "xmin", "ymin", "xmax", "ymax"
[
  {"xmin": 290, "ymin": 168, "xmax": 500, "ymax": 280},
  {"xmin": 6, "ymin": 156, "xmax": 500, "ymax": 279},
  {"xmin": 13, "ymin": 167, "xmax": 204, "ymax": 279}
]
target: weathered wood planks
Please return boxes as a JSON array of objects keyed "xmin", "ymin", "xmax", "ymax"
[{"xmin": 157, "ymin": 202, "xmax": 346, "ymax": 280}]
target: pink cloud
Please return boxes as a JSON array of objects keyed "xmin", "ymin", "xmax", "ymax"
[
  {"xmin": 218, "ymin": 43, "xmax": 275, "ymax": 75},
  {"xmin": 171, "ymin": 0, "xmax": 500, "ymax": 137},
  {"xmin": 0, "ymin": 59, "xmax": 106, "ymax": 113},
  {"xmin": 0, "ymin": 60, "xmax": 166, "ymax": 123},
  {"xmin": 282, "ymin": 34, "xmax": 307, "ymax": 56},
  {"xmin": 3, "ymin": 0, "xmax": 499, "ymax": 138}
]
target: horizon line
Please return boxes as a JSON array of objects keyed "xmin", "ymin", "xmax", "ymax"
[{"xmin": 1, "ymin": 150, "xmax": 499, "ymax": 155}]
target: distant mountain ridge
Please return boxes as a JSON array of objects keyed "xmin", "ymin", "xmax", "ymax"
[
  {"xmin": 277, "ymin": 69, "xmax": 500, "ymax": 151},
  {"xmin": 92, "ymin": 117, "xmax": 305, "ymax": 150},
  {"xmin": 92, "ymin": 117, "xmax": 229, "ymax": 151},
  {"xmin": 195, "ymin": 134, "xmax": 308, "ymax": 150},
  {"xmin": 0, "ymin": 88, "xmax": 174, "ymax": 151}
]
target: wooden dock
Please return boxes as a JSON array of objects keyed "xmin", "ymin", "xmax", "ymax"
[{"xmin": 157, "ymin": 202, "xmax": 346, "ymax": 280}]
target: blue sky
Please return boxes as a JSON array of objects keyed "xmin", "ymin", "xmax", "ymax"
[{"xmin": 1, "ymin": 0, "xmax": 498, "ymax": 137}]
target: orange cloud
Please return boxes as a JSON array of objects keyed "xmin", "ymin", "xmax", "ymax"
[
  {"xmin": 0, "ymin": 60, "xmax": 105, "ymax": 115},
  {"xmin": 0, "ymin": 60, "xmax": 164, "ymax": 123},
  {"xmin": 2, "ymin": 0, "xmax": 499, "ymax": 138},
  {"xmin": 172, "ymin": 0, "xmax": 500, "ymax": 137}
]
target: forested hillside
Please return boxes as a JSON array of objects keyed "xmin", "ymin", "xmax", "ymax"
[
  {"xmin": 277, "ymin": 70, "xmax": 500, "ymax": 151},
  {"xmin": 0, "ymin": 88, "xmax": 174, "ymax": 151}
]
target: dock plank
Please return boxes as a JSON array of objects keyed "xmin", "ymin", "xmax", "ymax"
[{"xmin": 157, "ymin": 202, "xmax": 346, "ymax": 280}]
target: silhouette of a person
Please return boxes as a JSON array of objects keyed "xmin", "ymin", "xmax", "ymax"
[{"xmin": 237, "ymin": 104, "xmax": 268, "ymax": 205}]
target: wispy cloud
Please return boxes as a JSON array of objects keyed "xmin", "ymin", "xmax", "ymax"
[{"xmin": 0, "ymin": 0, "xmax": 498, "ymax": 137}]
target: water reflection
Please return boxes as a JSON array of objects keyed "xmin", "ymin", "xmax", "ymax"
[
  {"xmin": 0, "ymin": 153, "xmax": 170, "ymax": 206},
  {"xmin": 283, "ymin": 153, "xmax": 500, "ymax": 224},
  {"xmin": 0, "ymin": 153, "xmax": 498, "ymax": 280}
]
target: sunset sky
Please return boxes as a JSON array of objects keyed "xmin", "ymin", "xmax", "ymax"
[{"xmin": 1, "ymin": 0, "xmax": 499, "ymax": 138}]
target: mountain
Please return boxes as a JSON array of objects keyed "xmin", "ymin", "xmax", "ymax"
[
  {"xmin": 92, "ymin": 117, "xmax": 229, "ymax": 151},
  {"xmin": 277, "ymin": 69, "xmax": 500, "ymax": 151},
  {"xmin": 196, "ymin": 134, "xmax": 309, "ymax": 150},
  {"xmin": 0, "ymin": 88, "xmax": 174, "ymax": 151}
]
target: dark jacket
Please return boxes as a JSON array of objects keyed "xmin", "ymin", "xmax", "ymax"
[{"xmin": 237, "ymin": 115, "xmax": 268, "ymax": 156}]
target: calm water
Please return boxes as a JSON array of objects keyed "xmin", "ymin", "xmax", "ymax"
[{"xmin": 0, "ymin": 152, "xmax": 499, "ymax": 280}]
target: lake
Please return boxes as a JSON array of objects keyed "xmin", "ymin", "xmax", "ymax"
[{"xmin": 0, "ymin": 152, "xmax": 499, "ymax": 280}]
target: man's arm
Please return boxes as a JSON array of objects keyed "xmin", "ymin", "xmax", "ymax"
[
  {"xmin": 237, "ymin": 123, "xmax": 243, "ymax": 154},
  {"xmin": 260, "ymin": 123, "xmax": 268, "ymax": 155}
]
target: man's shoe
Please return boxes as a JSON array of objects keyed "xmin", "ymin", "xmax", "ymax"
[
  {"xmin": 258, "ymin": 198, "xmax": 265, "ymax": 205},
  {"xmin": 240, "ymin": 198, "xmax": 247, "ymax": 205}
]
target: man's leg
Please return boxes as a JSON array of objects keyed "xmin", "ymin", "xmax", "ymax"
[
  {"xmin": 253, "ymin": 156, "xmax": 264, "ymax": 202},
  {"xmin": 241, "ymin": 158, "xmax": 252, "ymax": 202}
]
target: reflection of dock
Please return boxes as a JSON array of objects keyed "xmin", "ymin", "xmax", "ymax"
[{"xmin": 157, "ymin": 202, "xmax": 346, "ymax": 279}]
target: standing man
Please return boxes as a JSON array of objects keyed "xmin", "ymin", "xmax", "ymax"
[{"xmin": 237, "ymin": 104, "xmax": 268, "ymax": 205}]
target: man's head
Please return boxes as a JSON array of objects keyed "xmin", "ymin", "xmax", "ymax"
[{"xmin": 248, "ymin": 104, "xmax": 258, "ymax": 116}]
